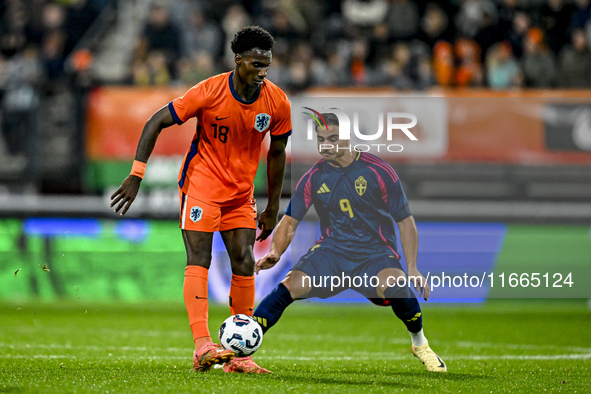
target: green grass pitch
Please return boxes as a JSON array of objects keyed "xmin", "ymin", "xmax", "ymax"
[{"xmin": 1, "ymin": 300, "xmax": 589, "ymax": 393}]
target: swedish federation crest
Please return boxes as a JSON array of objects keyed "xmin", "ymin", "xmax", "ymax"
[
  {"xmin": 254, "ymin": 113, "xmax": 271, "ymax": 132},
  {"xmin": 190, "ymin": 206, "xmax": 203, "ymax": 223},
  {"xmin": 355, "ymin": 176, "xmax": 367, "ymax": 196}
]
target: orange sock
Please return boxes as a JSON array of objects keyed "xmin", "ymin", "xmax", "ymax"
[
  {"xmin": 184, "ymin": 265, "xmax": 210, "ymax": 350},
  {"xmin": 228, "ymin": 274, "xmax": 255, "ymax": 316}
]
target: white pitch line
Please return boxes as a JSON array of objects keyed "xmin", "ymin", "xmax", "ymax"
[
  {"xmin": 2, "ymin": 341, "xmax": 590, "ymax": 355},
  {"xmin": 1, "ymin": 355, "xmax": 78, "ymax": 359},
  {"xmin": 453, "ymin": 341, "xmax": 591, "ymax": 354},
  {"xmin": 257, "ymin": 354, "xmax": 591, "ymax": 361},
  {"xmin": 0, "ymin": 343, "xmax": 188, "ymax": 353},
  {"xmin": 1, "ymin": 354, "xmax": 590, "ymax": 361},
  {"xmin": 7, "ymin": 327, "xmax": 189, "ymax": 339},
  {"xmin": 6, "ymin": 330, "xmax": 590, "ymax": 354},
  {"xmin": 452, "ymin": 354, "xmax": 591, "ymax": 361}
]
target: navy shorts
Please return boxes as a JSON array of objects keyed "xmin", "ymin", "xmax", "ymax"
[{"xmin": 290, "ymin": 244, "xmax": 404, "ymax": 300}]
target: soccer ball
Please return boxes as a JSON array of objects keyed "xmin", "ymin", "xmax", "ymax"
[{"xmin": 218, "ymin": 314, "xmax": 263, "ymax": 357}]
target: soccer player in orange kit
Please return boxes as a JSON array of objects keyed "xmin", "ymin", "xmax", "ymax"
[{"xmin": 110, "ymin": 26, "xmax": 291, "ymax": 374}]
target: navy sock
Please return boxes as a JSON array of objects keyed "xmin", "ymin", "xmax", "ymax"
[
  {"xmin": 253, "ymin": 282, "xmax": 293, "ymax": 334},
  {"xmin": 383, "ymin": 283, "xmax": 422, "ymax": 333},
  {"xmin": 389, "ymin": 296, "xmax": 423, "ymax": 333}
]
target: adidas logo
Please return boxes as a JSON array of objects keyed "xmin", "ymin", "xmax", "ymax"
[
  {"xmin": 407, "ymin": 312, "xmax": 422, "ymax": 322},
  {"xmin": 254, "ymin": 316, "xmax": 267, "ymax": 327},
  {"xmin": 317, "ymin": 183, "xmax": 330, "ymax": 194}
]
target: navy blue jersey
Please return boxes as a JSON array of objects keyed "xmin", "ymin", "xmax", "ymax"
[{"xmin": 286, "ymin": 152, "xmax": 411, "ymax": 258}]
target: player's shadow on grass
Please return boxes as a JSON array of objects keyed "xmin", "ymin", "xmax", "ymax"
[
  {"xmin": 335, "ymin": 370, "xmax": 489, "ymax": 382},
  {"xmin": 267, "ymin": 373, "xmax": 421, "ymax": 390},
  {"xmin": 261, "ymin": 370, "xmax": 488, "ymax": 389},
  {"xmin": 386, "ymin": 371, "xmax": 489, "ymax": 381}
]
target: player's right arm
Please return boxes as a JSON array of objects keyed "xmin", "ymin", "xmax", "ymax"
[
  {"xmin": 255, "ymin": 214, "xmax": 300, "ymax": 274},
  {"xmin": 110, "ymin": 105, "xmax": 176, "ymax": 215}
]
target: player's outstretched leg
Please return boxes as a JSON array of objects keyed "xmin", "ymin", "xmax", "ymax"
[
  {"xmin": 194, "ymin": 342, "xmax": 235, "ymax": 372},
  {"xmin": 252, "ymin": 282, "xmax": 294, "ymax": 334},
  {"xmin": 223, "ymin": 355, "xmax": 272, "ymax": 374}
]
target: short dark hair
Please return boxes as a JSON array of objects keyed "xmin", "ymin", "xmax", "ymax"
[
  {"xmin": 231, "ymin": 25, "xmax": 275, "ymax": 54},
  {"xmin": 316, "ymin": 113, "xmax": 339, "ymax": 130}
]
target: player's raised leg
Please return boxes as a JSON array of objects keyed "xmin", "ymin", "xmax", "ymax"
[
  {"xmin": 252, "ymin": 270, "xmax": 310, "ymax": 334},
  {"xmin": 182, "ymin": 230, "xmax": 234, "ymax": 371},
  {"xmin": 377, "ymin": 268, "xmax": 446, "ymax": 372},
  {"xmin": 221, "ymin": 227, "xmax": 271, "ymax": 374}
]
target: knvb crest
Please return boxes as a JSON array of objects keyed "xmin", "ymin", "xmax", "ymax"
[
  {"xmin": 254, "ymin": 113, "xmax": 271, "ymax": 132},
  {"xmin": 190, "ymin": 206, "xmax": 203, "ymax": 223},
  {"xmin": 355, "ymin": 176, "xmax": 367, "ymax": 196}
]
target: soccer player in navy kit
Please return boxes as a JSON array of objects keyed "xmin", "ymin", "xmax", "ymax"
[{"xmin": 253, "ymin": 113, "xmax": 447, "ymax": 373}]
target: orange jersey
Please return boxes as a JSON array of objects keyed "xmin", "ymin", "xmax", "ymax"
[{"xmin": 169, "ymin": 71, "xmax": 292, "ymax": 204}]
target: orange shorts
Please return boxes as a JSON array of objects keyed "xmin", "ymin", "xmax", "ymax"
[{"xmin": 179, "ymin": 191, "xmax": 257, "ymax": 232}]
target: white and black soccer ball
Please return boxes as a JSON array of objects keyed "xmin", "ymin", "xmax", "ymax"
[{"xmin": 218, "ymin": 314, "xmax": 263, "ymax": 357}]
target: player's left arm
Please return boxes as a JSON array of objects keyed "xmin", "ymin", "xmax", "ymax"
[
  {"xmin": 397, "ymin": 215, "xmax": 430, "ymax": 301},
  {"xmin": 257, "ymin": 135, "xmax": 288, "ymax": 241}
]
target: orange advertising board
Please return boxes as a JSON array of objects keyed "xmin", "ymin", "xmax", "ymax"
[
  {"xmin": 86, "ymin": 87, "xmax": 591, "ymax": 164},
  {"xmin": 86, "ymin": 86, "xmax": 195, "ymax": 160},
  {"xmin": 444, "ymin": 96, "xmax": 591, "ymax": 164}
]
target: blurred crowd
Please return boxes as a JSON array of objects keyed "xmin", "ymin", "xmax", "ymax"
[
  {"xmin": 0, "ymin": 0, "xmax": 107, "ymax": 89},
  {"xmin": 0, "ymin": 0, "xmax": 107, "ymax": 157},
  {"xmin": 132, "ymin": 0, "xmax": 591, "ymax": 91},
  {"xmin": 2, "ymin": 0, "xmax": 591, "ymax": 94}
]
